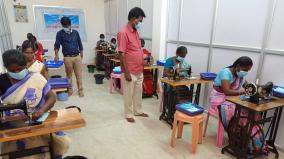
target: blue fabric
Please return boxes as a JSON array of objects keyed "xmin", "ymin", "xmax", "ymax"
[
  {"xmin": 164, "ymin": 57, "xmax": 191, "ymax": 77},
  {"xmin": 164, "ymin": 57, "xmax": 175, "ymax": 69},
  {"xmin": 54, "ymin": 29, "xmax": 83, "ymax": 56},
  {"xmin": 214, "ymin": 68, "xmax": 234, "ymax": 86},
  {"xmin": 220, "ymin": 104, "xmax": 227, "ymax": 129},
  {"xmin": 240, "ymin": 95, "xmax": 250, "ymax": 101},
  {"xmin": 36, "ymin": 112, "xmax": 49, "ymax": 122},
  {"xmin": 55, "ymin": 131, "xmax": 66, "ymax": 136}
]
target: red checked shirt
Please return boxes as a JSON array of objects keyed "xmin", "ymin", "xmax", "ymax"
[{"xmin": 117, "ymin": 24, "xmax": 144, "ymax": 75}]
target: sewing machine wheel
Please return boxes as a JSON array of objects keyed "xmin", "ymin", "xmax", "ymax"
[{"xmin": 244, "ymin": 83, "xmax": 257, "ymax": 96}]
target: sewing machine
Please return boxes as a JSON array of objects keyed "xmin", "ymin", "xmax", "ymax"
[
  {"xmin": 244, "ymin": 81, "xmax": 274, "ymax": 104},
  {"xmin": 0, "ymin": 88, "xmax": 42, "ymax": 130}
]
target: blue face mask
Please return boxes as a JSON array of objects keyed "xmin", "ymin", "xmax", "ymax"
[
  {"xmin": 63, "ymin": 27, "xmax": 70, "ymax": 33},
  {"xmin": 135, "ymin": 22, "xmax": 142, "ymax": 30},
  {"xmin": 176, "ymin": 56, "xmax": 185, "ymax": 62},
  {"xmin": 8, "ymin": 69, "xmax": 29, "ymax": 80},
  {"xmin": 237, "ymin": 70, "xmax": 248, "ymax": 78}
]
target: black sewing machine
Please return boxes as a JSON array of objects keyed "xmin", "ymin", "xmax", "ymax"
[
  {"xmin": 0, "ymin": 100, "xmax": 41, "ymax": 130},
  {"xmin": 173, "ymin": 67, "xmax": 192, "ymax": 81},
  {"xmin": 244, "ymin": 81, "xmax": 274, "ymax": 104}
]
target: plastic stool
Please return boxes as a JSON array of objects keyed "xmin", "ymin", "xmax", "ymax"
[
  {"xmin": 170, "ymin": 111, "xmax": 204, "ymax": 153},
  {"xmin": 109, "ymin": 73, "xmax": 123, "ymax": 94}
]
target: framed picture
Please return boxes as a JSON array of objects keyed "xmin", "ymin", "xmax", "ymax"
[
  {"xmin": 33, "ymin": 5, "xmax": 87, "ymax": 41},
  {"xmin": 14, "ymin": 5, "xmax": 28, "ymax": 23}
]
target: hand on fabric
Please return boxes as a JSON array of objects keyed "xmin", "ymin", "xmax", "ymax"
[{"xmin": 32, "ymin": 110, "xmax": 44, "ymax": 121}]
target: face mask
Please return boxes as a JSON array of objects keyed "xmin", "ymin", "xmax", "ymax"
[
  {"xmin": 135, "ymin": 22, "xmax": 142, "ymax": 30},
  {"xmin": 100, "ymin": 38, "xmax": 105, "ymax": 41},
  {"xmin": 8, "ymin": 69, "xmax": 29, "ymax": 80},
  {"xmin": 237, "ymin": 70, "xmax": 248, "ymax": 78},
  {"xmin": 111, "ymin": 43, "xmax": 116, "ymax": 47},
  {"xmin": 176, "ymin": 56, "xmax": 185, "ymax": 62},
  {"xmin": 63, "ymin": 27, "xmax": 70, "ymax": 33}
]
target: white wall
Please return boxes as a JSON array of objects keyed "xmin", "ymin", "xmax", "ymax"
[
  {"xmin": 151, "ymin": 0, "xmax": 167, "ymax": 60},
  {"xmin": 104, "ymin": 0, "xmax": 154, "ymax": 54},
  {"xmin": 3, "ymin": 0, "xmax": 105, "ymax": 64}
]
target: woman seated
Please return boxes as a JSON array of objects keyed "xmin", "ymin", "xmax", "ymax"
[
  {"xmin": 22, "ymin": 40, "xmax": 48, "ymax": 79},
  {"xmin": 108, "ymin": 38, "xmax": 117, "ymax": 54},
  {"xmin": 164, "ymin": 46, "xmax": 191, "ymax": 78},
  {"xmin": 210, "ymin": 56, "xmax": 267, "ymax": 155},
  {"xmin": 0, "ymin": 49, "xmax": 70, "ymax": 159},
  {"xmin": 27, "ymin": 33, "xmax": 44, "ymax": 62},
  {"xmin": 163, "ymin": 46, "xmax": 192, "ymax": 103},
  {"xmin": 141, "ymin": 39, "xmax": 154, "ymax": 65}
]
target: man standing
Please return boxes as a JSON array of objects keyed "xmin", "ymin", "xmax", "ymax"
[
  {"xmin": 54, "ymin": 17, "xmax": 84, "ymax": 97},
  {"xmin": 117, "ymin": 7, "xmax": 149, "ymax": 123}
]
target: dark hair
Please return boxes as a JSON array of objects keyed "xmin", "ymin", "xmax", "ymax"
[
  {"xmin": 27, "ymin": 33, "xmax": 33, "ymax": 41},
  {"xmin": 100, "ymin": 34, "xmax": 105, "ymax": 38},
  {"xmin": 22, "ymin": 40, "xmax": 37, "ymax": 52},
  {"xmin": 27, "ymin": 33, "xmax": 37, "ymax": 42},
  {"xmin": 176, "ymin": 46, "xmax": 187, "ymax": 54},
  {"xmin": 128, "ymin": 7, "xmax": 146, "ymax": 21},
  {"xmin": 228, "ymin": 56, "xmax": 253, "ymax": 68},
  {"xmin": 61, "ymin": 17, "xmax": 71, "ymax": 27},
  {"xmin": 111, "ymin": 38, "xmax": 116, "ymax": 43},
  {"xmin": 2, "ymin": 49, "xmax": 27, "ymax": 68},
  {"xmin": 140, "ymin": 39, "xmax": 145, "ymax": 44}
]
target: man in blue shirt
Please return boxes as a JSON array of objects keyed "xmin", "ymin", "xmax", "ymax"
[{"xmin": 54, "ymin": 17, "xmax": 84, "ymax": 97}]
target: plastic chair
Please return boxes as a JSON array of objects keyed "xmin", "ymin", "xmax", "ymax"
[
  {"xmin": 109, "ymin": 73, "xmax": 123, "ymax": 94},
  {"xmin": 170, "ymin": 111, "xmax": 204, "ymax": 153},
  {"xmin": 203, "ymin": 107, "xmax": 224, "ymax": 147}
]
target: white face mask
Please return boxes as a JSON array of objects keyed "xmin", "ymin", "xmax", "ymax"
[
  {"xmin": 237, "ymin": 70, "xmax": 248, "ymax": 78},
  {"xmin": 135, "ymin": 22, "xmax": 142, "ymax": 30},
  {"xmin": 8, "ymin": 69, "xmax": 29, "ymax": 80}
]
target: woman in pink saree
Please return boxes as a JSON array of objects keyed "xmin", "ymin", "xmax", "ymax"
[{"xmin": 209, "ymin": 56, "xmax": 267, "ymax": 156}]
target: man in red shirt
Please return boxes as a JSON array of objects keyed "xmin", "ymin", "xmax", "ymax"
[{"xmin": 117, "ymin": 7, "xmax": 149, "ymax": 123}]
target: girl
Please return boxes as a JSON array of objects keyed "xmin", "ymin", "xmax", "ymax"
[
  {"xmin": 22, "ymin": 40, "xmax": 48, "ymax": 79},
  {"xmin": 27, "ymin": 33, "xmax": 44, "ymax": 62}
]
